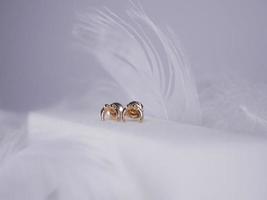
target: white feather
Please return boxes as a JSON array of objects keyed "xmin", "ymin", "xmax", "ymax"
[
  {"xmin": 73, "ymin": 3, "xmax": 201, "ymax": 124},
  {"xmin": 199, "ymin": 74, "xmax": 267, "ymax": 134},
  {"xmin": 0, "ymin": 111, "xmax": 28, "ymax": 165}
]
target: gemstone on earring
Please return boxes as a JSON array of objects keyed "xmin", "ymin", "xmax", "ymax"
[
  {"xmin": 100, "ymin": 102, "xmax": 124, "ymax": 121},
  {"xmin": 122, "ymin": 101, "xmax": 144, "ymax": 122}
]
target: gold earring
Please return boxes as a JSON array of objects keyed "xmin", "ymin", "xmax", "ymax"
[
  {"xmin": 100, "ymin": 102, "xmax": 124, "ymax": 121},
  {"xmin": 122, "ymin": 101, "xmax": 144, "ymax": 122}
]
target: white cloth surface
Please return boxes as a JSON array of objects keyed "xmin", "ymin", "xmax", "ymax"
[{"xmin": 0, "ymin": 112, "xmax": 266, "ymax": 200}]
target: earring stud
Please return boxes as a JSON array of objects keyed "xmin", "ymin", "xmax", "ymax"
[
  {"xmin": 100, "ymin": 102, "xmax": 124, "ymax": 121},
  {"xmin": 122, "ymin": 101, "xmax": 144, "ymax": 122}
]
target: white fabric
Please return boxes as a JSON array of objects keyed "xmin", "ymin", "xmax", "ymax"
[{"xmin": 0, "ymin": 112, "xmax": 266, "ymax": 200}]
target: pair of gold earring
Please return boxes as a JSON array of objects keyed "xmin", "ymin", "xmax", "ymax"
[{"xmin": 100, "ymin": 101, "xmax": 144, "ymax": 122}]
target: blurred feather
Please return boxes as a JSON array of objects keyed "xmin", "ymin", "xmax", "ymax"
[
  {"xmin": 199, "ymin": 73, "xmax": 267, "ymax": 134},
  {"xmin": 73, "ymin": 3, "xmax": 201, "ymax": 124},
  {"xmin": 0, "ymin": 111, "xmax": 28, "ymax": 165}
]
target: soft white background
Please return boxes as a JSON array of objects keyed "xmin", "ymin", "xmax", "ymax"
[
  {"xmin": 0, "ymin": 0, "xmax": 266, "ymax": 113},
  {"xmin": 0, "ymin": 2, "xmax": 267, "ymax": 199}
]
